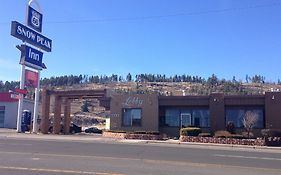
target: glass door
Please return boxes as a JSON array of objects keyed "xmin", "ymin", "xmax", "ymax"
[{"xmin": 180, "ymin": 113, "xmax": 191, "ymax": 128}]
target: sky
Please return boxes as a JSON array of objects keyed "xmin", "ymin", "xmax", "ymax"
[{"xmin": 0, "ymin": 0, "xmax": 280, "ymax": 82}]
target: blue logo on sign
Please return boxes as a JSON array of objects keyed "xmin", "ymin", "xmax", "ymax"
[{"xmin": 27, "ymin": 6, "xmax": 43, "ymax": 33}]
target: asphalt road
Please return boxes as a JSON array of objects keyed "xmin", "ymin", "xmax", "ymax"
[{"xmin": 0, "ymin": 137, "xmax": 280, "ymax": 175}]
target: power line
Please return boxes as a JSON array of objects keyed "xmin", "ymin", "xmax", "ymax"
[
  {"xmin": 0, "ymin": 2, "xmax": 280, "ymax": 25},
  {"xmin": 46, "ymin": 3, "xmax": 281, "ymax": 24}
]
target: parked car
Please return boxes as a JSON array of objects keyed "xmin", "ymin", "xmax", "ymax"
[
  {"xmin": 84, "ymin": 127, "xmax": 102, "ymax": 134},
  {"xmin": 69, "ymin": 123, "xmax": 82, "ymax": 134}
]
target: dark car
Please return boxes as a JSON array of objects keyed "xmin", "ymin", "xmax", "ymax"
[
  {"xmin": 69, "ymin": 123, "xmax": 82, "ymax": 134},
  {"xmin": 49, "ymin": 122, "xmax": 82, "ymax": 134},
  {"xmin": 84, "ymin": 127, "xmax": 102, "ymax": 134}
]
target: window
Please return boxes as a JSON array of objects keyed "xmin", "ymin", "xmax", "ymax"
[
  {"xmin": 164, "ymin": 109, "xmax": 180, "ymax": 127},
  {"xmin": 161, "ymin": 108, "xmax": 210, "ymax": 128},
  {"xmin": 0, "ymin": 106, "xmax": 5, "ymax": 128},
  {"xmin": 192, "ymin": 109, "xmax": 210, "ymax": 127},
  {"xmin": 122, "ymin": 108, "xmax": 142, "ymax": 127},
  {"xmin": 225, "ymin": 107, "xmax": 264, "ymax": 128}
]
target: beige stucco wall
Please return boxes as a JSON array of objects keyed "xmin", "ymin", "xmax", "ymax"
[{"xmin": 109, "ymin": 94, "xmax": 158, "ymax": 132}]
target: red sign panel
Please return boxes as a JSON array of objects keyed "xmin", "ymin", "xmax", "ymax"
[
  {"xmin": 25, "ymin": 69, "xmax": 38, "ymax": 88},
  {"xmin": 15, "ymin": 88, "xmax": 28, "ymax": 95}
]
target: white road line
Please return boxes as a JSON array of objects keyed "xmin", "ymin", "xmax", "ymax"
[
  {"xmin": 0, "ymin": 166, "xmax": 124, "ymax": 175},
  {"xmin": 0, "ymin": 143, "xmax": 32, "ymax": 146},
  {"xmin": 214, "ymin": 154, "xmax": 281, "ymax": 161}
]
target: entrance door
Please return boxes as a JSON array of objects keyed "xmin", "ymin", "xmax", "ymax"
[{"xmin": 180, "ymin": 113, "xmax": 191, "ymax": 128}]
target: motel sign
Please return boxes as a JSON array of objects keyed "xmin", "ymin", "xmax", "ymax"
[{"xmin": 10, "ymin": 0, "xmax": 52, "ymax": 133}]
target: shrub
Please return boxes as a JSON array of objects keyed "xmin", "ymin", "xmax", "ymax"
[
  {"xmin": 242, "ymin": 131, "xmax": 255, "ymax": 139},
  {"xmin": 145, "ymin": 131, "xmax": 160, "ymax": 135},
  {"xmin": 134, "ymin": 131, "xmax": 160, "ymax": 135},
  {"xmin": 180, "ymin": 127, "xmax": 202, "ymax": 136},
  {"xmin": 229, "ymin": 134, "xmax": 245, "ymax": 139},
  {"xmin": 214, "ymin": 130, "xmax": 232, "ymax": 138},
  {"xmin": 133, "ymin": 131, "xmax": 147, "ymax": 134},
  {"xmin": 198, "ymin": 133, "xmax": 212, "ymax": 137},
  {"xmin": 226, "ymin": 121, "xmax": 236, "ymax": 134},
  {"xmin": 106, "ymin": 130, "xmax": 126, "ymax": 133},
  {"xmin": 261, "ymin": 129, "xmax": 281, "ymax": 138}
]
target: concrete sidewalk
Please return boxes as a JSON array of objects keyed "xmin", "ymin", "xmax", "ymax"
[{"xmin": 1, "ymin": 128, "xmax": 281, "ymax": 152}]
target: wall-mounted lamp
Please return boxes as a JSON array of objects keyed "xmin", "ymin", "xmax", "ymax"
[{"xmin": 272, "ymin": 95, "xmax": 275, "ymax": 100}]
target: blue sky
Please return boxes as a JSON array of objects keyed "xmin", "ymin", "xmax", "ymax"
[{"xmin": 0, "ymin": 0, "xmax": 280, "ymax": 82}]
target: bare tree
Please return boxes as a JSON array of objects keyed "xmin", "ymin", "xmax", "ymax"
[{"xmin": 242, "ymin": 111, "xmax": 258, "ymax": 138}]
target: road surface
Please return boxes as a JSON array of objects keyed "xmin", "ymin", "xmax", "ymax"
[{"xmin": 0, "ymin": 137, "xmax": 280, "ymax": 175}]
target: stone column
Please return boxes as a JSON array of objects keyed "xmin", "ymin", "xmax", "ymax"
[
  {"xmin": 63, "ymin": 98, "xmax": 71, "ymax": 134},
  {"xmin": 40, "ymin": 88, "xmax": 50, "ymax": 134},
  {"xmin": 53, "ymin": 95, "xmax": 62, "ymax": 134}
]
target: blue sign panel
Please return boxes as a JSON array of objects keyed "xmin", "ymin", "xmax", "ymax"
[
  {"xmin": 24, "ymin": 45, "xmax": 43, "ymax": 69},
  {"xmin": 11, "ymin": 21, "xmax": 52, "ymax": 52},
  {"xmin": 27, "ymin": 6, "xmax": 43, "ymax": 33}
]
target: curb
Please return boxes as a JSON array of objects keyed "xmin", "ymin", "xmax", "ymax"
[{"xmin": 1, "ymin": 131, "xmax": 281, "ymax": 152}]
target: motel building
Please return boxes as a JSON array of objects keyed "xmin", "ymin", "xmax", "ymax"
[
  {"xmin": 108, "ymin": 92, "xmax": 281, "ymax": 137},
  {"xmin": 0, "ymin": 92, "xmax": 34, "ymax": 129}
]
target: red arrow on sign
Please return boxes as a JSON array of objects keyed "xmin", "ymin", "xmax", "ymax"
[{"xmin": 15, "ymin": 88, "xmax": 28, "ymax": 95}]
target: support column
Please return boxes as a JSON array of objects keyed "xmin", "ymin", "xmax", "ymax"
[
  {"xmin": 32, "ymin": 70, "xmax": 40, "ymax": 133},
  {"xmin": 53, "ymin": 95, "xmax": 62, "ymax": 134},
  {"xmin": 16, "ymin": 65, "xmax": 26, "ymax": 132},
  {"xmin": 265, "ymin": 92, "xmax": 281, "ymax": 129},
  {"xmin": 63, "ymin": 98, "xmax": 71, "ymax": 134},
  {"xmin": 40, "ymin": 88, "xmax": 50, "ymax": 134},
  {"xmin": 209, "ymin": 93, "xmax": 225, "ymax": 133}
]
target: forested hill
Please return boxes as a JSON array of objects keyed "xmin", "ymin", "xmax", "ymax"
[{"xmin": 1, "ymin": 73, "xmax": 280, "ymax": 96}]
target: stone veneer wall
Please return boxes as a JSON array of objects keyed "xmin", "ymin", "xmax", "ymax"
[
  {"xmin": 103, "ymin": 131, "xmax": 162, "ymax": 140},
  {"xmin": 103, "ymin": 131, "xmax": 280, "ymax": 146},
  {"xmin": 180, "ymin": 136, "xmax": 266, "ymax": 146}
]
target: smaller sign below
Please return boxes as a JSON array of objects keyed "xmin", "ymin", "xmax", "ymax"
[
  {"xmin": 11, "ymin": 93, "xmax": 21, "ymax": 100},
  {"xmin": 27, "ymin": 6, "xmax": 43, "ymax": 33},
  {"xmin": 24, "ymin": 45, "xmax": 43, "ymax": 69},
  {"xmin": 25, "ymin": 69, "xmax": 39, "ymax": 88},
  {"xmin": 15, "ymin": 88, "xmax": 28, "ymax": 95}
]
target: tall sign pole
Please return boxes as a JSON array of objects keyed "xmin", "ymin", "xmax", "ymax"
[
  {"xmin": 16, "ymin": 65, "xmax": 26, "ymax": 132},
  {"xmin": 26, "ymin": 0, "xmax": 42, "ymax": 133},
  {"xmin": 32, "ymin": 70, "xmax": 40, "ymax": 132},
  {"xmin": 11, "ymin": 0, "xmax": 51, "ymax": 133}
]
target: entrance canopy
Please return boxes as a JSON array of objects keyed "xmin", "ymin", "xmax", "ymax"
[{"xmin": 40, "ymin": 88, "xmax": 110, "ymax": 134}]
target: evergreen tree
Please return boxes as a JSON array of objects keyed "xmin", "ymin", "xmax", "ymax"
[
  {"xmin": 126, "ymin": 73, "xmax": 132, "ymax": 82},
  {"xmin": 81, "ymin": 101, "xmax": 90, "ymax": 112}
]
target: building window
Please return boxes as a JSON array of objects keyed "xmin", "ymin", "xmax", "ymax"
[
  {"xmin": 122, "ymin": 108, "xmax": 142, "ymax": 127},
  {"xmin": 192, "ymin": 109, "xmax": 210, "ymax": 127},
  {"xmin": 165, "ymin": 109, "xmax": 180, "ymax": 127},
  {"xmin": 225, "ymin": 107, "xmax": 264, "ymax": 128},
  {"xmin": 161, "ymin": 108, "xmax": 210, "ymax": 128},
  {"xmin": 0, "ymin": 106, "xmax": 5, "ymax": 128}
]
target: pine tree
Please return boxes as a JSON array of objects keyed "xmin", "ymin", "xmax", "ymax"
[{"xmin": 126, "ymin": 73, "xmax": 132, "ymax": 82}]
